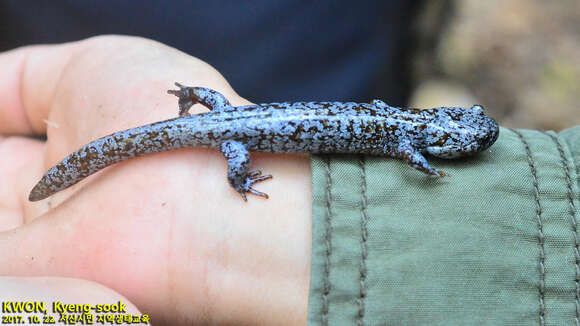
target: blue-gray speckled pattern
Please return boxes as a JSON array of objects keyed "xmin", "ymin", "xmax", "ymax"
[{"xmin": 28, "ymin": 83, "xmax": 499, "ymax": 201}]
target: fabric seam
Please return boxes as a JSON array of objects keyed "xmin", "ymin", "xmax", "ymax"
[
  {"xmin": 321, "ymin": 156, "xmax": 333, "ymax": 326},
  {"xmin": 357, "ymin": 155, "xmax": 369, "ymax": 326},
  {"xmin": 513, "ymin": 129, "xmax": 546, "ymax": 326},
  {"xmin": 550, "ymin": 133, "xmax": 580, "ymax": 326}
]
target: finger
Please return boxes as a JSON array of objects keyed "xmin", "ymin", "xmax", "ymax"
[
  {"xmin": 0, "ymin": 136, "xmax": 45, "ymax": 231},
  {"xmin": 0, "ymin": 42, "xmax": 80, "ymax": 135},
  {"xmin": 0, "ymin": 188, "xmax": 181, "ymax": 322}
]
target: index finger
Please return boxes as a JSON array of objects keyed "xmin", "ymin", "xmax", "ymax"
[{"xmin": 0, "ymin": 42, "xmax": 79, "ymax": 135}]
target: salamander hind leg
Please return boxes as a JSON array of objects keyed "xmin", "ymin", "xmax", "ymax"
[
  {"xmin": 220, "ymin": 140, "xmax": 273, "ymax": 201},
  {"xmin": 167, "ymin": 82, "xmax": 231, "ymax": 116},
  {"xmin": 396, "ymin": 142, "xmax": 447, "ymax": 177}
]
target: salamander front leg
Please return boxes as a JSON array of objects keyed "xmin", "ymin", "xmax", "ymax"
[
  {"xmin": 167, "ymin": 82, "xmax": 232, "ymax": 116},
  {"xmin": 220, "ymin": 140, "xmax": 273, "ymax": 201},
  {"xmin": 396, "ymin": 142, "xmax": 447, "ymax": 177}
]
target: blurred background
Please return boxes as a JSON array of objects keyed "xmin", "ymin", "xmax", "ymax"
[
  {"xmin": 1, "ymin": 1, "xmax": 578, "ymax": 131},
  {"xmin": 410, "ymin": 0, "xmax": 580, "ymax": 131}
]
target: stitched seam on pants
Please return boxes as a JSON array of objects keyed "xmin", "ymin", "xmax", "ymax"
[
  {"xmin": 513, "ymin": 129, "xmax": 546, "ymax": 326},
  {"xmin": 357, "ymin": 155, "xmax": 369, "ymax": 326},
  {"xmin": 321, "ymin": 156, "xmax": 333, "ymax": 326},
  {"xmin": 550, "ymin": 133, "xmax": 580, "ymax": 326}
]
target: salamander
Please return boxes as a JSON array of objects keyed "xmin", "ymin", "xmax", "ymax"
[{"xmin": 28, "ymin": 83, "xmax": 499, "ymax": 201}]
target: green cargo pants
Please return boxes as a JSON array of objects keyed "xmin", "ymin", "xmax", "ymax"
[{"xmin": 308, "ymin": 127, "xmax": 580, "ymax": 325}]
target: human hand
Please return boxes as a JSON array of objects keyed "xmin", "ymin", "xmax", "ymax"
[{"xmin": 0, "ymin": 35, "xmax": 311, "ymax": 325}]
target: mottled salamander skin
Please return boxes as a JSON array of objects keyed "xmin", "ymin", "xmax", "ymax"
[{"xmin": 28, "ymin": 83, "xmax": 499, "ymax": 202}]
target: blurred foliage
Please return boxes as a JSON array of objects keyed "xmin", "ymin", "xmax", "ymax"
[{"xmin": 411, "ymin": 0, "xmax": 580, "ymax": 131}]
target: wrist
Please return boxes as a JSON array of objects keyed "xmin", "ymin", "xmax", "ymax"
[{"xmin": 202, "ymin": 154, "xmax": 312, "ymax": 325}]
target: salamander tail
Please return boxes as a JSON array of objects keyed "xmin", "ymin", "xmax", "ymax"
[{"xmin": 28, "ymin": 116, "xmax": 193, "ymax": 201}]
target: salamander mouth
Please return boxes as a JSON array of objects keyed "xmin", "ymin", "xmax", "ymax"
[
  {"xmin": 426, "ymin": 125, "xmax": 499, "ymax": 159},
  {"xmin": 476, "ymin": 122, "xmax": 500, "ymax": 152}
]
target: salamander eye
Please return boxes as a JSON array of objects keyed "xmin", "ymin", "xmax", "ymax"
[
  {"xmin": 371, "ymin": 99, "xmax": 388, "ymax": 109},
  {"xmin": 471, "ymin": 105, "xmax": 484, "ymax": 114}
]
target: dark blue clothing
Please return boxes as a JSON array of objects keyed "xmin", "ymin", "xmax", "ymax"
[{"xmin": 0, "ymin": 1, "xmax": 421, "ymax": 104}]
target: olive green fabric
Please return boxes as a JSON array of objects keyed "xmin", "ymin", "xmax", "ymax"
[{"xmin": 308, "ymin": 126, "xmax": 580, "ymax": 325}]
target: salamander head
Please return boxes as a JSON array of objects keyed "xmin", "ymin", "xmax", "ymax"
[{"xmin": 423, "ymin": 105, "xmax": 499, "ymax": 159}]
